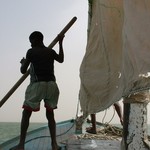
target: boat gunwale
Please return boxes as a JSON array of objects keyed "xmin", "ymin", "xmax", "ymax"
[{"xmin": 0, "ymin": 119, "xmax": 75, "ymax": 148}]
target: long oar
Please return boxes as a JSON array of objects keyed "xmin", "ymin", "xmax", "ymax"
[{"xmin": 0, "ymin": 16, "xmax": 77, "ymax": 107}]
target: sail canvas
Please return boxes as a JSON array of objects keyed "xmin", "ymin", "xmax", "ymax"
[{"xmin": 79, "ymin": 0, "xmax": 150, "ymax": 115}]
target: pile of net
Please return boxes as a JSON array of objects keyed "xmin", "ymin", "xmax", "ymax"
[{"xmin": 77, "ymin": 124, "xmax": 123, "ymax": 140}]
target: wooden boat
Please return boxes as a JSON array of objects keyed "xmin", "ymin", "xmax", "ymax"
[
  {"xmin": 0, "ymin": 119, "xmax": 122, "ymax": 150},
  {"xmin": 2, "ymin": 1, "xmax": 150, "ymax": 149},
  {"xmin": 0, "ymin": 119, "xmax": 74, "ymax": 150}
]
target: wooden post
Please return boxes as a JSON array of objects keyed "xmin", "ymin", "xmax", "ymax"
[
  {"xmin": 122, "ymin": 91, "xmax": 150, "ymax": 150},
  {"xmin": 0, "ymin": 16, "xmax": 77, "ymax": 108}
]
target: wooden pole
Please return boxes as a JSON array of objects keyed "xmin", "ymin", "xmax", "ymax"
[
  {"xmin": 122, "ymin": 91, "xmax": 150, "ymax": 150},
  {"xmin": 0, "ymin": 16, "xmax": 77, "ymax": 108}
]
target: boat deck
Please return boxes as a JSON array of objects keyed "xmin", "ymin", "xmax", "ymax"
[
  {"xmin": 0, "ymin": 120, "xmax": 121, "ymax": 150},
  {"xmin": 65, "ymin": 139, "xmax": 121, "ymax": 150}
]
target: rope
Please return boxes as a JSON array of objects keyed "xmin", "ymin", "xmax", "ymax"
[
  {"xmin": 77, "ymin": 124, "xmax": 123, "ymax": 140},
  {"xmin": 124, "ymin": 90, "xmax": 150, "ymax": 103},
  {"xmin": 102, "ymin": 109, "xmax": 107, "ymax": 123},
  {"xmin": 76, "ymin": 99, "xmax": 80, "ymax": 118},
  {"xmin": 107, "ymin": 106, "xmax": 116, "ymax": 124},
  {"xmin": 102, "ymin": 106, "xmax": 116, "ymax": 124}
]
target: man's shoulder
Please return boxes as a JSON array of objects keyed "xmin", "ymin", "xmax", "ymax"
[
  {"xmin": 27, "ymin": 47, "xmax": 56, "ymax": 55},
  {"xmin": 46, "ymin": 48, "xmax": 57, "ymax": 54},
  {"xmin": 46, "ymin": 47, "xmax": 54, "ymax": 51}
]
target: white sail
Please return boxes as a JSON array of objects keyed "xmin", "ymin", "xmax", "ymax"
[{"xmin": 79, "ymin": 0, "xmax": 150, "ymax": 115}]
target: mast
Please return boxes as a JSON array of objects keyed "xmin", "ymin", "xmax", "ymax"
[{"xmin": 123, "ymin": 92, "xmax": 150, "ymax": 150}]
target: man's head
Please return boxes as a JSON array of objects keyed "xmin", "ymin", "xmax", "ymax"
[{"xmin": 29, "ymin": 31, "xmax": 44, "ymax": 47}]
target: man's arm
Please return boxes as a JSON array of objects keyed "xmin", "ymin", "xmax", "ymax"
[
  {"xmin": 20, "ymin": 57, "xmax": 30, "ymax": 74},
  {"xmin": 55, "ymin": 34, "xmax": 64, "ymax": 63}
]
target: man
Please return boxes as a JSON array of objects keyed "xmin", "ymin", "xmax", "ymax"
[
  {"xmin": 86, "ymin": 102, "xmax": 123, "ymax": 134},
  {"xmin": 14, "ymin": 31, "xmax": 64, "ymax": 150}
]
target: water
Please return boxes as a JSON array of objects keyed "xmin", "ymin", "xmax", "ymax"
[{"xmin": 0, "ymin": 122, "xmax": 47, "ymax": 144}]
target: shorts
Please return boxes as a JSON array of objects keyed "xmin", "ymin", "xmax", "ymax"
[{"xmin": 22, "ymin": 81, "xmax": 59, "ymax": 112}]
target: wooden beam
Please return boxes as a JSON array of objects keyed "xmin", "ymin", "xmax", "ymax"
[{"xmin": 122, "ymin": 92, "xmax": 150, "ymax": 150}]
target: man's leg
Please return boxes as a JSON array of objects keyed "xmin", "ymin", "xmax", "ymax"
[
  {"xmin": 91, "ymin": 114, "xmax": 96, "ymax": 133},
  {"xmin": 86, "ymin": 114, "xmax": 97, "ymax": 134},
  {"xmin": 114, "ymin": 102, "xmax": 123, "ymax": 125},
  {"xmin": 17, "ymin": 109, "xmax": 32, "ymax": 149},
  {"xmin": 46, "ymin": 109, "xmax": 59, "ymax": 150}
]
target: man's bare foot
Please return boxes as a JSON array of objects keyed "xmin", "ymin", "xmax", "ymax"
[
  {"xmin": 9, "ymin": 145, "xmax": 24, "ymax": 150},
  {"xmin": 57, "ymin": 145, "xmax": 61, "ymax": 150},
  {"xmin": 52, "ymin": 143, "xmax": 61, "ymax": 150},
  {"xmin": 86, "ymin": 127, "xmax": 97, "ymax": 134}
]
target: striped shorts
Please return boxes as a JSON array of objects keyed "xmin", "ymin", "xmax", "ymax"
[{"xmin": 23, "ymin": 81, "xmax": 59, "ymax": 112}]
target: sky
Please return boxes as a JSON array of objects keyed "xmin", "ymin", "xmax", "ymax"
[
  {"xmin": 0, "ymin": 0, "xmax": 89, "ymax": 123},
  {"xmin": 0, "ymin": 0, "xmax": 149, "ymax": 124}
]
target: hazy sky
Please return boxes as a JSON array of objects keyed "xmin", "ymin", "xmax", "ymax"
[
  {"xmin": 1, "ymin": 1, "xmax": 149, "ymax": 124},
  {"xmin": 0, "ymin": 0, "xmax": 89, "ymax": 123}
]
